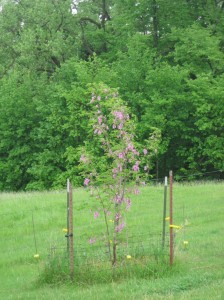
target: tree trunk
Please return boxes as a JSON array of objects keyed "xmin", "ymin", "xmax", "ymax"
[{"xmin": 152, "ymin": 0, "xmax": 159, "ymax": 49}]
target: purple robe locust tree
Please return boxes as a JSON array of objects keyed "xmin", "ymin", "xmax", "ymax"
[{"xmin": 79, "ymin": 83, "xmax": 149, "ymax": 266}]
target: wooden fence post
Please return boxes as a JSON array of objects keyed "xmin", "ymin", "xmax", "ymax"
[{"xmin": 68, "ymin": 180, "xmax": 74, "ymax": 280}]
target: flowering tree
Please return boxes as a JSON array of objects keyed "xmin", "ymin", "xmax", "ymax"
[{"xmin": 79, "ymin": 83, "xmax": 149, "ymax": 266}]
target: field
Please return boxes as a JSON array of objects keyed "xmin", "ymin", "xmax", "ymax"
[{"xmin": 0, "ymin": 182, "xmax": 223, "ymax": 300}]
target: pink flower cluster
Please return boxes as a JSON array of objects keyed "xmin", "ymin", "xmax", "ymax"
[
  {"xmin": 93, "ymin": 112, "xmax": 109, "ymax": 135},
  {"xmin": 90, "ymin": 94, "xmax": 101, "ymax": 104},
  {"xmin": 134, "ymin": 187, "xmax": 140, "ymax": 195},
  {"xmin": 112, "ymin": 162, "xmax": 123, "ymax": 178},
  {"xmin": 98, "ymin": 115, "xmax": 103, "ymax": 125},
  {"xmin": 113, "ymin": 111, "xmax": 124, "ymax": 120},
  {"xmin": 115, "ymin": 221, "xmax": 125, "ymax": 233},
  {"xmin": 84, "ymin": 178, "xmax": 90, "ymax": 186},
  {"xmin": 132, "ymin": 161, "xmax": 140, "ymax": 172},
  {"xmin": 126, "ymin": 142, "xmax": 139, "ymax": 156},
  {"xmin": 132, "ymin": 164, "xmax": 139, "ymax": 172},
  {"xmin": 114, "ymin": 194, "xmax": 123, "ymax": 203},
  {"xmin": 112, "ymin": 168, "xmax": 118, "ymax": 179},
  {"xmin": 80, "ymin": 154, "xmax": 88, "ymax": 163},
  {"xmin": 125, "ymin": 198, "xmax": 132, "ymax": 210},
  {"xmin": 94, "ymin": 211, "xmax": 99, "ymax": 219},
  {"xmin": 118, "ymin": 152, "xmax": 124, "ymax": 159},
  {"xmin": 90, "ymin": 97, "xmax": 109, "ymax": 136},
  {"xmin": 115, "ymin": 212, "xmax": 121, "ymax": 222},
  {"xmin": 112, "ymin": 110, "xmax": 129, "ymax": 131}
]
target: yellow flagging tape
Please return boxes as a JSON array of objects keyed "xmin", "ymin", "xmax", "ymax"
[
  {"xmin": 165, "ymin": 217, "xmax": 170, "ymax": 221},
  {"xmin": 169, "ymin": 224, "xmax": 182, "ymax": 229}
]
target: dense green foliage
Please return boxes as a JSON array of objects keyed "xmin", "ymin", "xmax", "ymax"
[{"xmin": 0, "ymin": 0, "xmax": 223, "ymax": 190}]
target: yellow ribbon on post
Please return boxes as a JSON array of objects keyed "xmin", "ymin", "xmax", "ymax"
[{"xmin": 169, "ymin": 224, "xmax": 182, "ymax": 229}]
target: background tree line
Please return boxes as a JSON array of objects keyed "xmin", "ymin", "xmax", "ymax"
[{"xmin": 0, "ymin": 0, "xmax": 223, "ymax": 191}]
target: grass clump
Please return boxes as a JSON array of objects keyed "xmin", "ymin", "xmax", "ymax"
[
  {"xmin": 38, "ymin": 246, "xmax": 182, "ymax": 286},
  {"xmin": 38, "ymin": 253, "xmax": 70, "ymax": 284}
]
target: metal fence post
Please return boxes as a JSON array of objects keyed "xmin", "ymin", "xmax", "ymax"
[
  {"xmin": 68, "ymin": 180, "xmax": 74, "ymax": 280},
  {"xmin": 67, "ymin": 179, "xmax": 70, "ymax": 253}
]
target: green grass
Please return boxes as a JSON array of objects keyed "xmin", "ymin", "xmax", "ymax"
[{"xmin": 0, "ymin": 182, "xmax": 224, "ymax": 299}]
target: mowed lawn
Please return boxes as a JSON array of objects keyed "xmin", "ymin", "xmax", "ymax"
[{"xmin": 0, "ymin": 182, "xmax": 223, "ymax": 300}]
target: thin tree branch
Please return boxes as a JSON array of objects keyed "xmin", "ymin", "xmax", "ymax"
[{"xmin": 80, "ymin": 17, "xmax": 102, "ymax": 29}]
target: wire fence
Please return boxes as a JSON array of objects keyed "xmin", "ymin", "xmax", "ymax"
[
  {"xmin": 0, "ymin": 172, "xmax": 223, "ymax": 292},
  {"xmin": 0, "ymin": 190, "xmax": 170, "ymax": 289}
]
